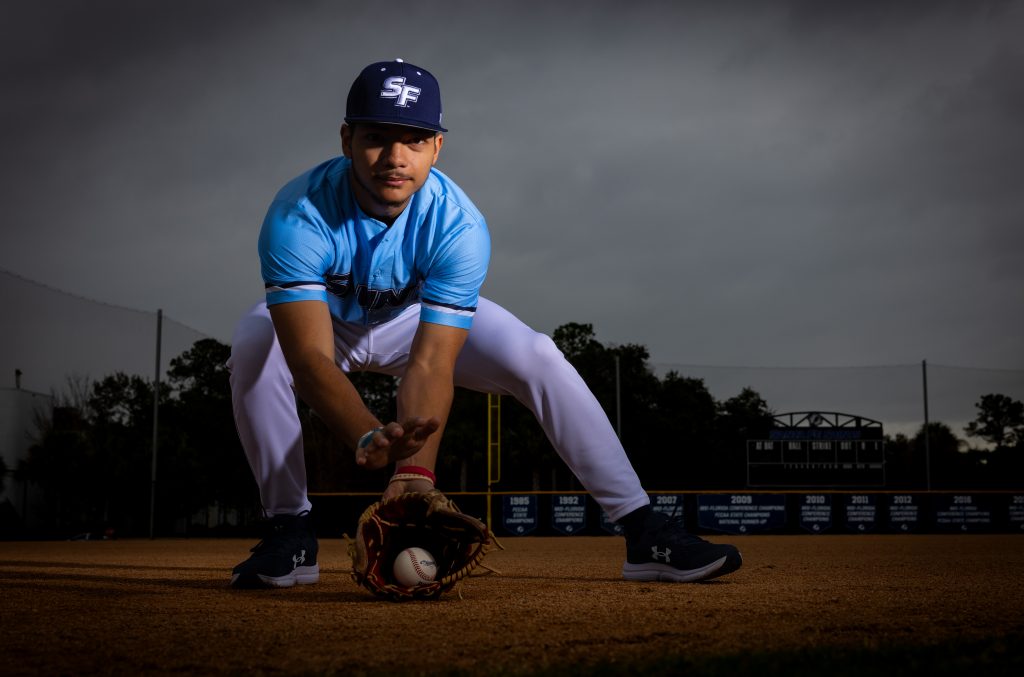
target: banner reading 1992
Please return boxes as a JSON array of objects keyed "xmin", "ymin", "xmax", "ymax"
[{"xmin": 551, "ymin": 494, "xmax": 587, "ymax": 535}]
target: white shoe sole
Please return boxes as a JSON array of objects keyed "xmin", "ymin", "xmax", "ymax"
[
  {"xmin": 231, "ymin": 564, "xmax": 320, "ymax": 588},
  {"xmin": 622, "ymin": 556, "xmax": 726, "ymax": 583}
]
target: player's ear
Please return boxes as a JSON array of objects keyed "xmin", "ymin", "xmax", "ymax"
[
  {"xmin": 341, "ymin": 123, "xmax": 353, "ymax": 158},
  {"xmin": 432, "ymin": 133, "xmax": 443, "ymax": 165}
]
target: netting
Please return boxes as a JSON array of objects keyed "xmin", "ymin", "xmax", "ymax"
[
  {"xmin": 4, "ymin": 266, "xmax": 1020, "ymax": 441},
  {"xmin": 2, "ymin": 269, "xmax": 1022, "ymax": 536},
  {"xmin": 0, "ymin": 269, "xmax": 210, "ymax": 395},
  {"xmin": 651, "ymin": 361, "xmax": 1024, "ymax": 442}
]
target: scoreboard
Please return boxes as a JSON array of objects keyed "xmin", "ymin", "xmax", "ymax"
[{"xmin": 747, "ymin": 411, "xmax": 885, "ymax": 487}]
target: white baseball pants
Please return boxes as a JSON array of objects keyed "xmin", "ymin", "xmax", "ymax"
[{"xmin": 227, "ymin": 297, "xmax": 649, "ymax": 521}]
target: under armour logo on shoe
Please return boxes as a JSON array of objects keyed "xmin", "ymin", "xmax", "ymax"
[
  {"xmin": 651, "ymin": 546, "xmax": 672, "ymax": 562},
  {"xmin": 292, "ymin": 550, "xmax": 306, "ymax": 569}
]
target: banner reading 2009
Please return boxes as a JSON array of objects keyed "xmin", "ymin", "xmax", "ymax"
[{"xmin": 697, "ymin": 494, "xmax": 786, "ymax": 534}]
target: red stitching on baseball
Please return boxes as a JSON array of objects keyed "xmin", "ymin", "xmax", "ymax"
[{"xmin": 411, "ymin": 552, "xmax": 431, "ymax": 582}]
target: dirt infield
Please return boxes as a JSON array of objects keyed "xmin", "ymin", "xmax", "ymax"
[{"xmin": 1, "ymin": 535, "xmax": 1022, "ymax": 675}]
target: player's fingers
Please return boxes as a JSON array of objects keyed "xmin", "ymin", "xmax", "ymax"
[
  {"xmin": 387, "ymin": 444, "xmax": 421, "ymax": 463},
  {"xmin": 363, "ymin": 446, "xmax": 397, "ymax": 470},
  {"xmin": 412, "ymin": 417, "xmax": 440, "ymax": 440},
  {"xmin": 400, "ymin": 417, "xmax": 439, "ymax": 440},
  {"xmin": 398, "ymin": 417, "xmax": 426, "ymax": 432},
  {"xmin": 356, "ymin": 445, "xmax": 378, "ymax": 467},
  {"xmin": 382, "ymin": 422, "xmax": 405, "ymax": 441},
  {"xmin": 356, "ymin": 429, "xmax": 396, "ymax": 469},
  {"xmin": 366, "ymin": 432, "xmax": 392, "ymax": 455},
  {"xmin": 383, "ymin": 477, "xmax": 432, "ymax": 500}
]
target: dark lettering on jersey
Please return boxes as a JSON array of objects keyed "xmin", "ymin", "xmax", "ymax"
[
  {"xmin": 325, "ymin": 273, "xmax": 353, "ymax": 297},
  {"xmin": 357, "ymin": 283, "xmax": 419, "ymax": 310},
  {"xmin": 325, "ymin": 273, "xmax": 419, "ymax": 310}
]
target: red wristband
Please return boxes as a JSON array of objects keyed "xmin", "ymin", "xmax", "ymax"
[{"xmin": 392, "ymin": 465, "xmax": 436, "ymax": 484}]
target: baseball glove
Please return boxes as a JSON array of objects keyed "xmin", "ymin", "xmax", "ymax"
[{"xmin": 349, "ymin": 490, "xmax": 497, "ymax": 601}]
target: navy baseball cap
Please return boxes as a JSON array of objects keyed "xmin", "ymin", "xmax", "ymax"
[{"xmin": 345, "ymin": 59, "xmax": 448, "ymax": 133}]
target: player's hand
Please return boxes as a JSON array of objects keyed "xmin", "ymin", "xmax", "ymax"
[
  {"xmin": 382, "ymin": 477, "xmax": 435, "ymax": 501},
  {"xmin": 355, "ymin": 417, "xmax": 441, "ymax": 470}
]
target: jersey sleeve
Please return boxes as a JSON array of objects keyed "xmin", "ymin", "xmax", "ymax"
[
  {"xmin": 258, "ymin": 199, "xmax": 332, "ymax": 306},
  {"xmin": 419, "ymin": 221, "xmax": 490, "ymax": 329}
]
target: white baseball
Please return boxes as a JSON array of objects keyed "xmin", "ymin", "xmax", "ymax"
[{"xmin": 393, "ymin": 547, "xmax": 437, "ymax": 586}]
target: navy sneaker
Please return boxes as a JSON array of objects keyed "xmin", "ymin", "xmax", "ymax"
[
  {"xmin": 623, "ymin": 511, "xmax": 742, "ymax": 582},
  {"xmin": 231, "ymin": 511, "xmax": 320, "ymax": 589}
]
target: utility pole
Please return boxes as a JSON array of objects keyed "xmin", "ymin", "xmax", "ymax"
[
  {"xmin": 614, "ymin": 354, "xmax": 622, "ymax": 439},
  {"xmin": 149, "ymin": 309, "xmax": 162, "ymax": 539},
  {"xmin": 922, "ymin": 359, "xmax": 931, "ymax": 491}
]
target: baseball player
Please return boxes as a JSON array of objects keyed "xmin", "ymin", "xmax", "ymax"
[{"xmin": 228, "ymin": 59, "xmax": 741, "ymax": 588}]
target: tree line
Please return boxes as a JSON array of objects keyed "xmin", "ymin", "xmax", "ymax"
[{"xmin": 7, "ymin": 324, "xmax": 1023, "ymax": 537}]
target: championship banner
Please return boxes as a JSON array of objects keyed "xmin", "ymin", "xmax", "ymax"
[
  {"xmin": 551, "ymin": 494, "xmax": 587, "ymax": 535},
  {"xmin": 934, "ymin": 494, "xmax": 993, "ymax": 533},
  {"xmin": 649, "ymin": 493, "xmax": 684, "ymax": 518},
  {"xmin": 501, "ymin": 495, "xmax": 537, "ymax": 535},
  {"xmin": 600, "ymin": 511, "xmax": 623, "ymax": 535},
  {"xmin": 697, "ymin": 494, "xmax": 786, "ymax": 534},
  {"xmin": 799, "ymin": 494, "xmax": 832, "ymax": 533},
  {"xmin": 843, "ymin": 494, "xmax": 878, "ymax": 532},
  {"xmin": 887, "ymin": 494, "xmax": 923, "ymax": 533},
  {"xmin": 1009, "ymin": 495, "xmax": 1024, "ymax": 532}
]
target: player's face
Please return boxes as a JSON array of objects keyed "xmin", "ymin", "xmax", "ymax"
[{"xmin": 341, "ymin": 123, "xmax": 443, "ymax": 224}]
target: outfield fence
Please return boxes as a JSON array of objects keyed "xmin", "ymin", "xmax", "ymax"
[
  {"xmin": 308, "ymin": 489, "xmax": 1024, "ymax": 538},
  {"xmin": 3, "ymin": 268, "xmax": 1023, "ymax": 538}
]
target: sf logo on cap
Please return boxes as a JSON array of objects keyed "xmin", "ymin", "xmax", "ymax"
[{"xmin": 380, "ymin": 76, "xmax": 421, "ymax": 108}]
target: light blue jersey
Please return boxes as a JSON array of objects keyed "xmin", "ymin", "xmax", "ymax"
[{"xmin": 258, "ymin": 157, "xmax": 490, "ymax": 329}]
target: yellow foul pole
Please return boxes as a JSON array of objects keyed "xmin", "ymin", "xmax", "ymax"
[{"xmin": 486, "ymin": 393, "xmax": 501, "ymax": 531}]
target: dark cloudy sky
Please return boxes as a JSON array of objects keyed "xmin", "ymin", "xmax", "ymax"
[{"xmin": 2, "ymin": 1, "xmax": 1022, "ymax": 429}]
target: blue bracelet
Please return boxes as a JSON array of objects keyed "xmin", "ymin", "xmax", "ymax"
[{"xmin": 357, "ymin": 427, "xmax": 384, "ymax": 449}]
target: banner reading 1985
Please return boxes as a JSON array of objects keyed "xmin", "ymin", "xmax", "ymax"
[{"xmin": 501, "ymin": 495, "xmax": 538, "ymax": 535}]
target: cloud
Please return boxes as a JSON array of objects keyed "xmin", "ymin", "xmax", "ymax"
[{"xmin": 1, "ymin": 0, "xmax": 1021, "ymax": 430}]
